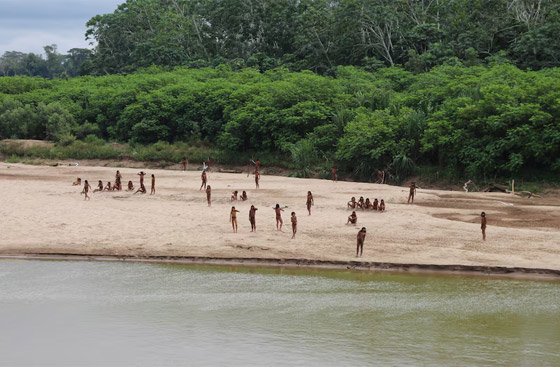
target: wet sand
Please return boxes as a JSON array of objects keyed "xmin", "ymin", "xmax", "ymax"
[{"xmin": 1, "ymin": 162, "xmax": 559, "ymax": 271}]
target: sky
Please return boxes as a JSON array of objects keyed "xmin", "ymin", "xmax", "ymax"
[{"xmin": 0, "ymin": 0, "xmax": 124, "ymax": 56}]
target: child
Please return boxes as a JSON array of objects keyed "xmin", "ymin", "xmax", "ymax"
[
  {"xmin": 347, "ymin": 211, "xmax": 357, "ymax": 225},
  {"xmin": 481, "ymin": 212, "xmax": 487, "ymax": 241},
  {"xmin": 249, "ymin": 205, "xmax": 258, "ymax": 232},
  {"xmin": 372, "ymin": 198, "xmax": 379, "ymax": 211},
  {"xmin": 306, "ymin": 191, "xmax": 314, "ymax": 215},
  {"xmin": 230, "ymin": 206, "xmax": 240, "ymax": 233},
  {"xmin": 93, "ymin": 180, "xmax": 103, "ymax": 193},
  {"xmin": 72, "ymin": 177, "xmax": 81, "ymax": 186},
  {"xmin": 364, "ymin": 198, "xmax": 371, "ymax": 209},
  {"xmin": 379, "ymin": 199, "xmax": 386, "ymax": 213},
  {"xmin": 356, "ymin": 227, "xmax": 366, "ymax": 257},
  {"xmin": 231, "ymin": 190, "xmax": 238, "ymax": 201},
  {"xmin": 241, "ymin": 191, "xmax": 248, "ymax": 201},
  {"xmin": 150, "ymin": 174, "xmax": 155, "ymax": 195},
  {"xmin": 206, "ymin": 185, "xmax": 212, "ymax": 206},
  {"xmin": 83, "ymin": 180, "xmax": 91, "ymax": 200},
  {"xmin": 347, "ymin": 197, "xmax": 357, "ymax": 209},
  {"xmin": 273, "ymin": 203, "xmax": 284, "ymax": 231},
  {"xmin": 200, "ymin": 170, "xmax": 207, "ymax": 190},
  {"xmin": 103, "ymin": 181, "xmax": 112, "ymax": 191},
  {"xmin": 127, "ymin": 181, "xmax": 134, "ymax": 191},
  {"xmin": 291, "ymin": 212, "xmax": 297, "ymax": 239}
]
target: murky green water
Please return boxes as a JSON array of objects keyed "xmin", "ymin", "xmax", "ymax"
[{"xmin": 0, "ymin": 260, "xmax": 559, "ymax": 366}]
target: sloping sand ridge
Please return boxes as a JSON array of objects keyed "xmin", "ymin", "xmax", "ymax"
[{"xmin": 1, "ymin": 162, "xmax": 559, "ymax": 271}]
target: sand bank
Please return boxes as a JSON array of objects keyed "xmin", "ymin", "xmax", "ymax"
[{"xmin": 1, "ymin": 162, "xmax": 559, "ymax": 272}]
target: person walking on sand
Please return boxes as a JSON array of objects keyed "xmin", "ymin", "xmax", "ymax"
[
  {"xmin": 347, "ymin": 211, "xmax": 357, "ymax": 225},
  {"xmin": 306, "ymin": 191, "xmax": 314, "ymax": 215},
  {"xmin": 200, "ymin": 170, "xmax": 207, "ymax": 190},
  {"xmin": 332, "ymin": 167, "xmax": 338, "ymax": 182},
  {"xmin": 408, "ymin": 182, "xmax": 416, "ymax": 204},
  {"xmin": 83, "ymin": 180, "xmax": 92, "ymax": 200},
  {"xmin": 481, "ymin": 212, "xmax": 487, "ymax": 241},
  {"xmin": 356, "ymin": 227, "xmax": 366, "ymax": 257},
  {"xmin": 254, "ymin": 170, "xmax": 260, "ymax": 189},
  {"xmin": 273, "ymin": 203, "xmax": 284, "ymax": 231},
  {"xmin": 206, "ymin": 185, "xmax": 212, "ymax": 206},
  {"xmin": 291, "ymin": 212, "xmax": 297, "ymax": 239},
  {"xmin": 249, "ymin": 205, "xmax": 258, "ymax": 232},
  {"xmin": 150, "ymin": 174, "xmax": 155, "ymax": 195},
  {"xmin": 230, "ymin": 206, "xmax": 240, "ymax": 233}
]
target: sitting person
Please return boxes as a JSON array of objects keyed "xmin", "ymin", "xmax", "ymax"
[
  {"xmin": 357, "ymin": 196, "xmax": 365, "ymax": 210},
  {"xmin": 347, "ymin": 211, "xmax": 357, "ymax": 225},
  {"xmin": 134, "ymin": 183, "xmax": 147, "ymax": 194},
  {"xmin": 364, "ymin": 198, "xmax": 371, "ymax": 209},
  {"xmin": 72, "ymin": 177, "xmax": 81, "ymax": 186},
  {"xmin": 93, "ymin": 180, "xmax": 103, "ymax": 193},
  {"xmin": 379, "ymin": 199, "xmax": 386, "ymax": 212},
  {"xmin": 127, "ymin": 180, "xmax": 134, "ymax": 191},
  {"xmin": 372, "ymin": 198, "xmax": 379, "ymax": 211},
  {"xmin": 231, "ymin": 190, "xmax": 238, "ymax": 201},
  {"xmin": 347, "ymin": 197, "xmax": 357, "ymax": 209},
  {"xmin": 103, "ymin": 181, "xmax": 112, "ymax": 191},
  {"xmin": 241, "ymin": 190, "xmax": 248, "ymax": 201}
]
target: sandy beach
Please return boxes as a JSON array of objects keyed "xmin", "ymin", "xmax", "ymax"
[{"xmin": 1, "ymin": 162, "xmax": 559, "ymax": 271}]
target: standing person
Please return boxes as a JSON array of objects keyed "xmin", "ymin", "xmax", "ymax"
[
  {"xmin": 150, "ymin": 174, "xmax": 155, "ymax": 195},
  {"xmin": 356, "ymin": 227, "xmax": 366, "ymax": 257},
  {"xmin": 200, "ymin": 170, "xmax": 207, "ymax": 190},
  {"xmin": 347, "ymin": 211, "xmax": 357, "ymax": 225},
  {"xmin": 138, "ymin": 171, "xmax": 146, "ymax": 188},
  {"xmin": 377, "ymin": 169, "xmax": 383, "ymax": 184},
  {"xmin": 181, "ymin": 157, "xmax": 187, "ymax": 171},
  {"xmin": 306, "ymin": 191, "xmax": 314, "ymax": 215},
  {"xmin": 249, "ymin": 205, "xmax": 258, "ymax": 232},
  {"xmin": 254, "ymin": 171, "xmax": 260, "ymax": 189},
  {"xmin": 230, "ymin": 206, "xmax": 240, "ymax": 233},
  {"xmin": 291, "ymin": 212, "xmax": 297, "ymax": 239},
  {"xmin": 379, "ymin": 199, "xmax": 386, "ymax": 212},
  {"xmin": 408, "ymin": 182, "xmax": 416, "ymax": 204},
  {"xmin": 255, "ymin": 159, "xmax": 261, "ymax": 171},
  {"xmin": 206, "ymin": 185, "xmax": 212, "ymax": 206},
  {"xmin": 115, "ymin": 170, "xmax": 122, "ymax": 191},
  {"xmin": 481, "ymin": 212, "xmax": 487, "ymax": 241},
  {"xmin": 332, "ymin": 167, "xmax": 338, "ymax": 182},
  {"xmin": 206, "ymin": 157, "xmax": 211, "ymax": 171},
  {"xmin": 83, "ymin": 180, "xmax": 92, "ymax": 200},
  {"xmin": 273, "ymin": 204, "xmax": 284, "ymax": 231}
]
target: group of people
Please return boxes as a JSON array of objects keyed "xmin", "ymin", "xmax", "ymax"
[
  {"xmin": 75, "ymin": 170, "xmax": 155, "ymax": 200},
  {"xmin": 347, "ymin": 196, "xmax": 386, "ymax": 212}
]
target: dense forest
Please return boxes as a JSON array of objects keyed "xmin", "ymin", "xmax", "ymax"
[
  {"xmin": 1, "ymin": 64, "xmax": 559, "ymax": 180},
  {"xmin": 1, "ymin": 0, "xmax": 560, "ymax": 182}
]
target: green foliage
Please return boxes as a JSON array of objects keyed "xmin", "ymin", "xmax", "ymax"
[{"xmin": 1, "ymin": 63, "xmax": 560, "ymax": 181}]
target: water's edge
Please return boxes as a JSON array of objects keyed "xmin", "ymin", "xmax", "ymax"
[{"xmin": 1, "ymin": 253, "xmax": 559, "ymax": 280}]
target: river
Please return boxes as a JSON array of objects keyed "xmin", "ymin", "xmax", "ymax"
[{"xmin": 0, "ymin": 260, "xmax": 558, "ymax": 366}]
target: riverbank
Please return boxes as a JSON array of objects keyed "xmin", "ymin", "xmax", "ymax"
[{"xmin": 1, "ymin": 162, "xmax": 559, "ymax": 273}]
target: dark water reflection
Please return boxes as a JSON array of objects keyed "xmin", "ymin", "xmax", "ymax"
[{"xmin": 0, "ymin": 260, "xmax": 559, "ymax": 366}]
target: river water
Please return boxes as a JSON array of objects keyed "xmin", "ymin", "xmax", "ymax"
[{"xmin": 0, "ymin": 260, "xmax": 558, "ymax": 366}]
